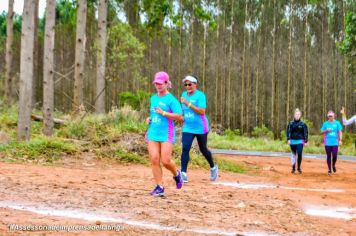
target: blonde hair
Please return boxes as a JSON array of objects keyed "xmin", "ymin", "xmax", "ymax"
[{"xmin": 294, "ymin": 108, "xmax": 301, "ymax": 115}]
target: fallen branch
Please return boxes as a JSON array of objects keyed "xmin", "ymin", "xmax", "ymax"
[{"xmin": 31, "ymin": 114, "xmax": 67, "ymax": 125}]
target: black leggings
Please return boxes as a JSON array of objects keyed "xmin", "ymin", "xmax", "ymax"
[
  {"xmin": 325, "ymin": 146, "xmax": 338, "ymax": 171},
  {"xmin": 290, "ymin": 144, "xmax": 303, "ymax": 170},
  {"xmin": 181, "ymin": 132, "xmax": 215, "ymax": 172}
]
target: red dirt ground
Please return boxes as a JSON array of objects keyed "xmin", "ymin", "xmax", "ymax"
[{"xmin": 0, "ymin": 154, "xmax": 355, "ymax": 235}]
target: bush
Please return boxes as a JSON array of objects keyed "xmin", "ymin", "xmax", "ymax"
[
  {"xmin": 251, "ymin": 125, "xmax": 274, "ymax": 139},
  {"xmin": 118, "ymin": 90, "xmax": 150, "ymax": 111},
  {"xmin": 224, "ymin": 129, "xmax": 241, "ymax": 140}
]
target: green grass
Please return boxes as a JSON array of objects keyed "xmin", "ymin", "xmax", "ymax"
[
  {"xmin": 0, "ymin": 103, "xmax": 354, "ymax": 172},
  {"xmin": 0, "ymin": 136, "xmax": 77, "ymax": 163},
  {"xmin": 173, "ymin": 150, "xmax": 247, "ymax": 174},
  {"xmin": 208, "ymin": 132, "xmax": 356, "ymax": 156}
]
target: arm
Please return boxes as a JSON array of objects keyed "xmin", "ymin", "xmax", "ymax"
[
  {"xmin": 342, "ymin": 115, "xmax": 356, "ymax": 126},
  {"xmin": 320, "ymin": 122, "xmax": 329, "ymax": 134},
  {"xmin": 181, "ymin": 97, "xmax": 206, "ymax": 115},
  {"xmin": 338, "ymin": 131, "xmax": 343, "ymax": 146},
  {"xmin": 188, "ymin": 103, "xmax": 206, "ymax": 115},
  {"xmin": 304, "ymin": 123, "xmax": 308, "ymax": 143},
  {"xmin": 155, "ymin": 107, "xmax": 183, "ymax": 122}
]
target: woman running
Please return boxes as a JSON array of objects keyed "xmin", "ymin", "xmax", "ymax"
[
  {"xmin": 320, "ymin": 111, "xmax": 343, "ymax": 175},
  {"xmin": 286, "ymin": 108, "xmax": 308, "ymax": 174},
  {"xmin": 146, "ymin": 71, "xmax": 184, "ymax": 197},
  {"xmin": 340, "ymin": 106, "xmax": 356, "ymax": 126},
  {"xmin": 180, "ymin": 75, "xmax": 218, "ymax": 183}
]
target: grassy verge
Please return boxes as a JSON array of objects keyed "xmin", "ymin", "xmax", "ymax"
[
  {"xmin": 208, "ymin": 132, "xmax": 356, "ymax": 156},
  {"xmin": 1, "ymin": 104, "xmax": 353, "ymax": 173}
]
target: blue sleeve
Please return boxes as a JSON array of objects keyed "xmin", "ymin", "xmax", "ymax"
[
  {"xmin": 170, "ymin": 96, "xmax": 183, "ymax": 115},
  {"xmin": 197, "ymin": 92, "xmax": 207, "ymax": 109},
  {"xmin": 320, "ymin": 122, "xmax": 326, "ymax": 132}
]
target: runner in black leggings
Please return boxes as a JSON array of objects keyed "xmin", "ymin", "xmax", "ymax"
[
  {"xmin": 180, "ymin": 75, "xmax": 218, "ymax": 182},
  {"xmin": 286, "ymin": 109, "xmax": 308, "ymax": 174}
]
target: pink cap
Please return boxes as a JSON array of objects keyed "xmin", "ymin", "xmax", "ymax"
[
  {"xmin": 327, "ymin": 111, "xmax": 335, "ymax": 117},
  {"xmin": 153, "ymin": 71, "xmax": 169, "ymax": 84}
]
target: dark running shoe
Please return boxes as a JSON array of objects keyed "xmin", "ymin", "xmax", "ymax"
[
  {"xmin": 150, "ymin": 185, "xmax": 165, "ymax": 197},
  {"xmin": 173, "ymin": 170, "xmax": 183, "ymax": 189},
  {"xmin": 333, "ymin": 166, "xmax": 337, "ymax": 173},
  {"xmin": 297, "ymin": 169, "xmax": 302, "ymax": 174}
]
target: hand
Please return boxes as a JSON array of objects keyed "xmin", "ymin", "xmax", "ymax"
[
  {"xmin": 304, "ymin": 142, "xmax": 309, "ymax": 146},
  {"xmin": 339, "ymin": 140, "xmax": 343, "ymax": 146},
  {"xmin": 287, "ymin": 140, "xmax": 291, "ymax": 145},
  {"xmin": 340, "ymin": 106, "xmax": 345, "ymax": 115},
  {"xmin": 155, "ymin": 107, "xmax": 163, "ymax": 115},
  {"xmin": 180, "ymin": 97, "xmax": 188, "ymax": 105},
  {"xmin": 146, "ymin": 117, "xmax": 151, "ymax": 124}
]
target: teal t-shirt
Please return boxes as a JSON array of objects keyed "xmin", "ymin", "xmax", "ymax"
[
  {"xmin": 147, "ymin": 93, "xmax": 182, "ymax": 143},
  {"xmin": 320, "ymin": 120, "xmax": 343, "ymax": 146},
  {"xmin": 181, "ymin": 90, "xmax": 210, "ymax": 134}
]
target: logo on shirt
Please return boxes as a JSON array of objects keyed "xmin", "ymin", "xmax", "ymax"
[{"xmin": 158, "ymin": 102, "xmax": 167, "ymax": 107}]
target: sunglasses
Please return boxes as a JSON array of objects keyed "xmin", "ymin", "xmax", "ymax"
[{"xmin": 184, "ymin": 83, "xmax": 194, "ymax": 87}]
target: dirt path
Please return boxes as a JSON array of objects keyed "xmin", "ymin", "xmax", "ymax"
[{"xmin": 0, "ymin": 154, "xmax": 355, "ymax": 235}]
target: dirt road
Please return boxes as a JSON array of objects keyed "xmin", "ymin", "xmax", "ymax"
[{"xmin": 0, "ymin": 154, "xmax": 355, "ymax": 235}]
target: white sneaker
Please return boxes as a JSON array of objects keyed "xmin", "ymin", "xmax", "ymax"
[
  {"xmin": 181, "ymin": 171, "xmax": 188, "ymax": 183},
  {"xmin": 210, "ymin": 165, "xmax": 219, "ymax": 181}
]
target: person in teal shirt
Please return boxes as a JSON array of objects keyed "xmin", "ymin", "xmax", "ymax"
[
  {"xmin": 180, "ymin": 75, "xmax": 218, "ymax": 183},
  {"xmin": 320, "ymin": 111, "xmax": 343, "ymax": 175},
  {"xmin": 146, "ymin": 71, "xmax": 184, "ymax": 197}
]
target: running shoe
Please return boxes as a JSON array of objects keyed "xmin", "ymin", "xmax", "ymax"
[
  {"xmin": 173, "ymin": 171, "xmax": 183, "ymax": 189},
  {"xmin": 297, "ymin": 169, "xmax": 302, "ymax": 174},
  {"xmin": 328, "ymin": 170, "xmax": 332, "ymax": 176},
  {"xmin": 181, "ymin": 171, "xmax": 188, "ymax": 183},
  {"xmin": 291, "ymin": 168, "xmax": 295, "ymax": 174},
  {"xmin": 333, "ymin": 166, "xmax": 337, "ymax": 173},
  {"xmin": 150, "ymin": 185, "xmax": 165, "ymax": 197},
  {"xmin": 210, "ymin": 165, "xmax": 219, "ymax": 181}
]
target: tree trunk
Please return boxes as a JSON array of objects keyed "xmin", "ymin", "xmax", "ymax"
[
  {"xmin": 95, "ymin": 0, "xmax": 108, "ymax": 114},
  {"xmin": 271, "ymin": 0, "xmax": 277, "ymax": 133},
  {"xmin": 241, "ymin": 0, "xmax": 248, "ymax": 133},
  {"xmin": 286, "ymin": 0, "xmax": 293, "ymax": 122},
  {"xmin": 32, "ymin": 0, "xmax": 39, "ymax": 108},
  {"xmin": 73, "ymin": 0, "xmax": 87, "ymax": 113},
  {"xmin": 303, "ymin": 0, "xmax": 309, "ymax": 118},
  {"xmin": 202, "ymin": 23, "xmax": 207, "ymax": 92},
  {"xmin": 5, "ymin": 0, "xmax": 14, "ymax": 105},
  {"xmin": 214, "ymin": 0, "xmax": 220, "ymax": 124},
  {"xmin": 342, "ymin": 0, "xmax": 348, "ymax": 110},
  {"xmin": 17, "ymin": 0, "xmax": 36, "ymax": 141},
  {"xmin": 227, "ymin": 0, "xmax": 234, "ymax": 128},
  {"xmin": 42, "ymin": 0, "xmax": 56, "ymax": 136}
]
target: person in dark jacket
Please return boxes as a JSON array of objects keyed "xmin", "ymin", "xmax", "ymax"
[{"xmin": 286, "ymin": 108, "xmax": 308, "ymax": 174}]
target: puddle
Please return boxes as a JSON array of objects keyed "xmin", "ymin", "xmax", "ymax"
[
  {"xmin": 214, "ymin": 182, "xmax": 344, "ymax": 193},
  {"xmin": 304, "ymin": 206, "xmax": 356, "ymax": 220},
  {"xmin": 0, "ymin": 201, "xmax": 245, "ymax": 235}
]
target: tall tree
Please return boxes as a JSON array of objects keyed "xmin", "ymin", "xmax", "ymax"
[
  {"xmin": 5, "ymin": 0, "xmax": 14, "ymax": 105},
  {"xmin": 42, "ymin": 0, "xmax": 56, "ymax": 136},
  {"xmin": 73, "ymin": 0, "xmax": 87, "ymax": 113},
  {"xmin": 17, "ymin": 0, "xmax": 37, "ymax": 141},
  {"xmin": 32, "ymin": 0, "xmax": 39, "ymax": 108},
  {"xmin": 95, "ymin": 0, "xmax": 108, "ymax": 113},
  {"xmin": 303, "ymin": 0, "xmax": 309, "ymax": 118},
  {"xmin": 271, "ymin": 0, "xmax": 277, "ymax": 134},
  {"xmin": 286, "ymin": 0, "xmax": 293, "ymax": 121}
]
